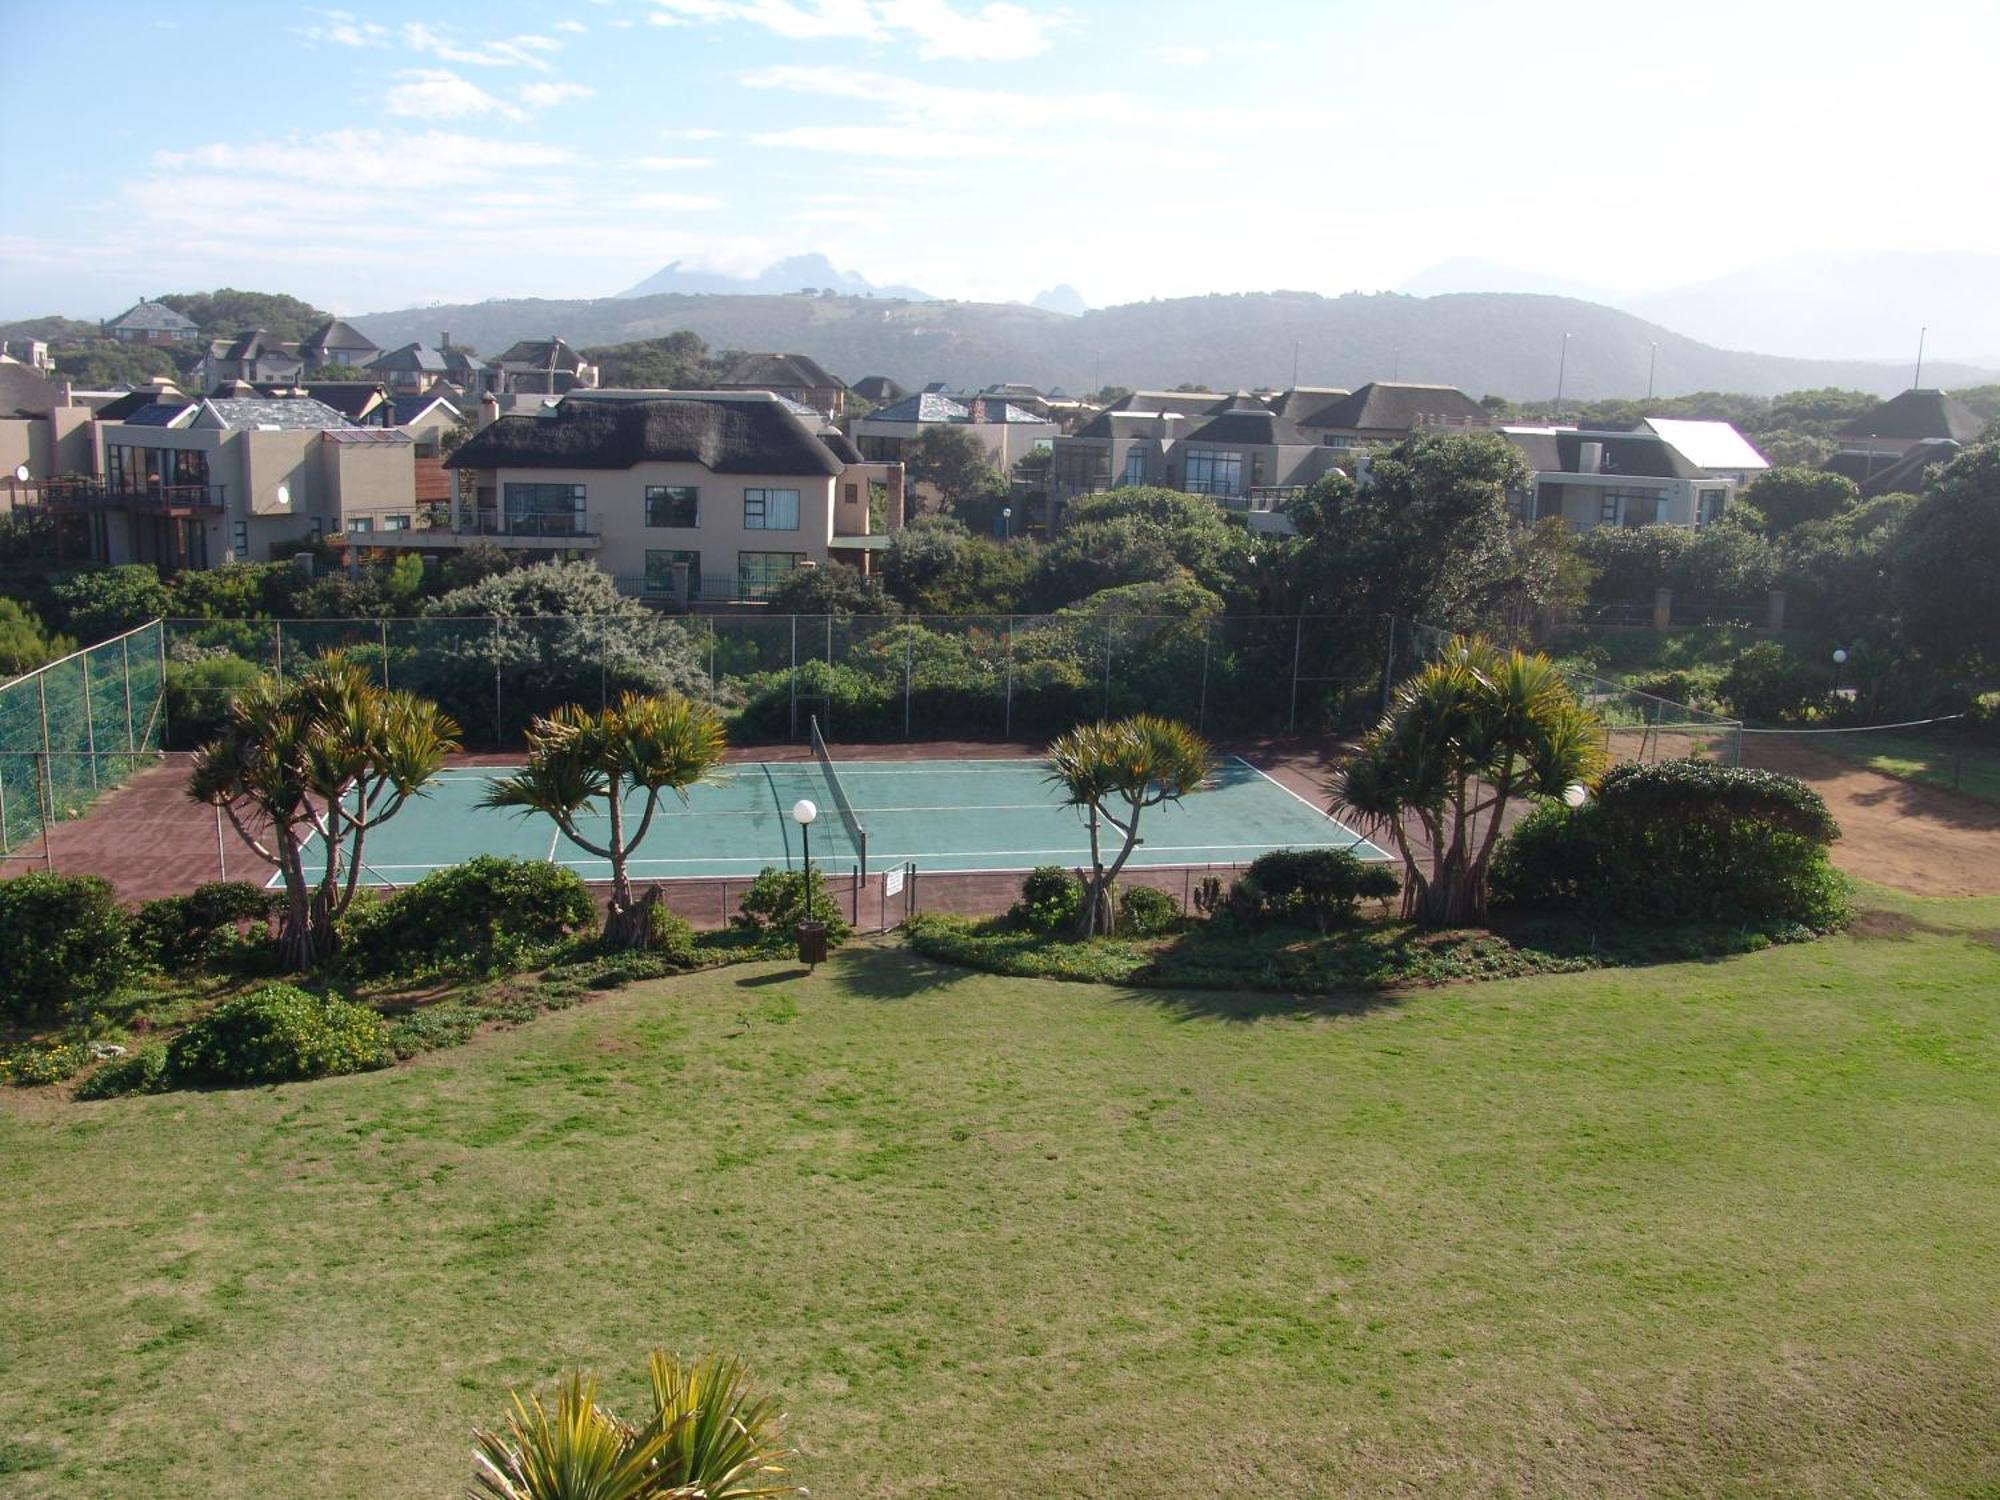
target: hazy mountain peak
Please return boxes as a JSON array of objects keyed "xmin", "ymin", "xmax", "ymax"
[
  {"xmin": 615, "ymin": 252, "xmax": 933, "ymax": 302},
  {"xmin": 1030, "ymin": 284, "xmax": 1089, "ymax": 316}
]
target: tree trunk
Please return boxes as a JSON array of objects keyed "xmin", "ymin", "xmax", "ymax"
[{"xmin": 603, "ymin": 883, "xmax": 664, "ymax": 949}]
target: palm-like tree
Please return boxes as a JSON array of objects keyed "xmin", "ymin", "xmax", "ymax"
[
  {"xmin": 188, "ymin": 654, "xmax": 460, "ymax": 970},
  {"xmin": 484, "ymin": 692, "xmax": 726, "ymax": 948},
  {"xmin": 470, "ymin": 1352, "xmax": 800, "ymax": 1500},
  {"xmin": 1047, "ymin": 714, "xmax": 1211, "ymax": 936},
  {"xmin": 1332, "ymin": 635, "xmax": 1603, "ymax": 928}
]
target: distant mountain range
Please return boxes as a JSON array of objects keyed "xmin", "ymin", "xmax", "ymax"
[
  {"xmin": 615, "ymin": 252, "xmax": 933, "ymax": 302},
  {"xmin": 351, "ymin": 286, "xmax": 1996, "ymax": 402},
  {"xmin": 1029, "ymin": 285, "xmax": 1089, "ymax": 317},
  {"xmin": 1399, "ymin": 251, "xmax": 2000, "ymax": 365}
]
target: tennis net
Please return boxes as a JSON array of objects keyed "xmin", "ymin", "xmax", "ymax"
[{"xmin": 810, "ymin": 715, "xmax": 868, "ymax": 878}]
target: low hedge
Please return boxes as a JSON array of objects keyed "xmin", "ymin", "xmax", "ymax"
[
  {"xmin": 339, "ymin": 857, "xmax": 597, "ymax": 979},
  {"xmin": 1492, "ymin": 759, "xmax": 1849, "ymax": 929},
  {"xmin": 163, "ymin": 983, "xmax": 389, "ymax": 1088},
  {"xmin": 0, "ymin": 873, "xmax": 134, "ymax": 1023}
]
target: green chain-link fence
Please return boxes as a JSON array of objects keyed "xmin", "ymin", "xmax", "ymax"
[{"xmin": 0, "ymin": 621, "xmax": 166, "ymax": 858}]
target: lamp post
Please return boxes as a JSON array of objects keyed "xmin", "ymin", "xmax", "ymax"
[
  {"xmin": 1001, "ymin": 505, "xmax": 1013, "ymax": 540},
  {"xmin": 1832, "ymin": 648, "xmax": 1848, "ymax": 699},
  {"xmin": 792, "ymin": 797, "xmax": 818, "ymax": 883}
]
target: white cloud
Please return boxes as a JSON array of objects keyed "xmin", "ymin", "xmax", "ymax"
[
  {"xmin": 629, "ymin": 192, "xmax": 725, "ymax": 210},
  {"xmin": 636, "ymin": 155, "xmax": 717, "ymax": 169},
  {"xmin": 401, "ymin": 22, "xmax": 564, "ymax": 70},
  {"xmin": 153, "ymin": 131, "xmax": 575, "ymax": 190},
  {"xmin": 646, "ymin": 0, "xmax": 1064, "ymax": 59},
  {"xmin": 521, "ymin": 81, "xmax": 596, "ymax": 108},
  {"xmin": 384, "ymin": 69, "xmax": 525, "ymax": 121},
  {"xmin": 553, "ymin": 20, "xmax": 589, "ymax": 33},
  {"xmin": 299, "ymin": 10, "xmax": 390, "ymax": 47}
]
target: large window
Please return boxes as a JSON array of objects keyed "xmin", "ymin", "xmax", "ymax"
[
  {"xmin": 1599, "ymin": 487, "xmax": 1665, "ymax": 527},
  {"xmin": 1698, "ymin": 488, "xmax": 1727, "ymax": 527},
  {"xmin": 1120, "ymin": 447, "xmax": 1147, "ymax": 486},
  {"xmin": 743, "ymin": 488, "xmax": 800, "ymax": 530},
  {"xmin": 645, "ymin": 484, "xmax": 699, "ymax": 528},
  {"xmin": 381, "ymin": 514, "xmax": 410, "ymax": 531},
  {"xmin": 738, "ymin": 550, "xmax": 805, "ymax": 596},
  {"xmin": 644, "ymin": 549, "xmax": 701, "ymax": 597},
  {"xmin": 107, "ymin": 444, "xmax": 207, "ymax": 493},
  {"xmin": 503, "ymin": 481, "xmax": 585, "ymax": 537},
  {"xmin": 1182, "ymin": 448, "xmax": 1243, "ymax": 497}
]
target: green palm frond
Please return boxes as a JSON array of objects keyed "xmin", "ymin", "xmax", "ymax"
[
  {"xmin": 470, "ymin": 1374, "xmax": 673, "ymax": 1500},
  {"xmin": 645, "ymin": 1350, "xmax": 803, "ymax": 1499}
]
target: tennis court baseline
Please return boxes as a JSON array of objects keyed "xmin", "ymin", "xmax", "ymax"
[{"xmin": 310, "ymin": 755, "xmax": 1387, "ymax": 887}]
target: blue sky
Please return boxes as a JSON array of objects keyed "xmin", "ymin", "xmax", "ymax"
[{"xmin": 1, "ymin": 0, "xmax": 1995, "ymax": 321}]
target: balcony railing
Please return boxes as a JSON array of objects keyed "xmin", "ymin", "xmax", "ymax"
[
  {"xmin": 470, "ymin": 509, "xmax": 601, "ymax": 541},
  {"xmin": 34, "ymin": 476, "xmax": 225, "ymax": 514}
]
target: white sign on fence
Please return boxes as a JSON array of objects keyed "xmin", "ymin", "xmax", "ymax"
[{"xmin": 884, "ymin": 867, "xmax": 905, "ymax": 897}]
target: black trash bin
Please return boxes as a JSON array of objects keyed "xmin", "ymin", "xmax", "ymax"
[{"xmin": 796, "ymin": 920, "xmax": 828, "ymax": 968}]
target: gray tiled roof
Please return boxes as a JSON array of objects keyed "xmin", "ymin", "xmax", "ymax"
[
  {"xmin": 1837, "ymin": 389, "xmax": 1984, "ymax": 443},
  {"xmin": 1308, "ymin": 382, "xmax": 1488, "ymax": 433},
  {"xmin": 199, "ymin": 397, "xmax": 359, "ymax": 431},
  {"xmin": 447, "ymin": 392, "xmax": 843, "ymax": 476},
  {"xmin": 107, "ymin": 299, "xmax": 198, "ymax": 334},
  {"xmin": 301, "ymin": 319, "xmax": 380, "ymax": 358},
  {"xmin": 369, "ymin": 342, "xmax": 450, "ymax": 374}
]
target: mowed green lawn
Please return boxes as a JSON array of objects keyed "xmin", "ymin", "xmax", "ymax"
[{"xmin": 3, "ymin": 893, "xmax": 1998, "ymax": 1497}]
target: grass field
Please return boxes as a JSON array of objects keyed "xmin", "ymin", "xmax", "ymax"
[
  {"xmin": 3, "ymin": 889, "xmax": 1998, "ymax": 1496},
  {"xmin": 1807, "ymin": 728, "xmax": 2000, "ymax": 806}
]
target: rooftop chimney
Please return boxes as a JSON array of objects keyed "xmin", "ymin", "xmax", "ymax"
[
  {"xmin": 478, "ymin": 392, "xmax": 500, "ymax": 430},
  {"xmin": 1579, "ymin": 440, "xmax": 1604, "ymax": 475}
]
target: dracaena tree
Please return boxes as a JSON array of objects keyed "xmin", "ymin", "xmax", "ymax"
[
  {"xmin": 483, "ymin": 692, "xmax": 726, "ymax": 948},
  {"xmin": 1331, "ymin": 635, "xmax": 1604, "ymax": 928},
  {"xmin": 188, "ymin": 654, "xmax": 460, "ymax": 971},
  {"xmin": 1046, "ymin": 714, "xmax": 1211, "ymax": 936}
]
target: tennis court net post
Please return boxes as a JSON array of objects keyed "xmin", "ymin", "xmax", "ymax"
[{"xmin": 809, "ymin": 714, "xmax": 868, "ymax": 880}]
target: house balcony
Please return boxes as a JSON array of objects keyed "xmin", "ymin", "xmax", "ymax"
[
  {"xmin": 343, "ymin": 510, "xmax": 602, "ymax": 550},
  {"xmin": 31, "ymin": 476, "xmax": 225, "ymax": 515}
]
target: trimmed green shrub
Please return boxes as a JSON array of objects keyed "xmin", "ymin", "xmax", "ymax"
[
  {"xmin": 1, "ymin": 1039, "xmax": 95, "ymax": 1087},
  {"xmin": 1235, "ymin": 848, "xmax": 1400, "ymax": 932},
  {"xmin": 1015, "ymin": 865, "xmax": 1083, "ymax": 932},
  {"xmin": 1719, "ymin": 641, "xmax": 1826, "ymax": 724},
  {"xmin": 641, "ymin": 901, "xmax": 698, "ymax": 964},
  {"xmin": 1492, "ymin": 759, "xmax": 1848, "ymax": 928},
  {"xmin": 130, "ymin": 881, "xmax": 273, "ymax": 969},
  {"xmin": 164, "ymin": 983, "xmax": 389, "ymax": 1087},
  {"xmin": 734, "ymin": 867, "xmax": 849, "ymax": 943},
  {"xmin": 338, "ymin": 857, "xmax": 596, "ymax": 978},
  {"xmin": 76, "ymin": 1045, "xmax": 170, "ymax": 1100},
  {"xmin": 0, "ymin": 873, "xmax": 133, "ymax": 1022},
  {"xmin": 1117, "ymin": 884, "xmax": 1183, "ymax": 936}
]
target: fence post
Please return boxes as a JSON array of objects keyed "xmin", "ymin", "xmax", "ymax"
[
  {"xmin": 380, "ymin": 617, "xmax": 391, "ymax": 689},
  {"xmin": 0, "ymin": 762, "xmax": 9, "ymax": 852},
  {"xmin": 158, "ymin": 622, "xmax": 170, "ymax": 750},
  {"xmin": 1197, "ymin": 620, "xmax": 1211, "ymax": 731},
  {"xmin": 273, "ymin": 619, "xmax": 284, "ymax": 684},
  {"xmin": 903, "ymin": 630, "xmax": 913, "ymax": 739},
  {"xmin": 597, "ymin": 616, "xmax": 607, "ymax": 713},
  {"xmin": 1101, "ymin": 617, "xmax": 1113, "ymax": 715},
  {"xmin": 38, "ymin": 753, "xmax": 54, "ymax": 872},
  {"xmin": 1004, "ymin": 617, "xmax": 1015, "ymax": 740},
  {"xmin": 789, "ymin": 614, "xmax": 799, "ymax": 740},
  {"xmin": 491, "ymin": 615, "xmax": 502, "ymax": 747},
  {"xmin": 121, "ymin": 636, "xmax": 136, "ymax": 753},
  {"xmin": 81, "ymin": 653, "xmax": 99, "ymax": 790},
  {"xmin": 1288, "ymin": 616, "xmax": 1303, "ymax": 733}
]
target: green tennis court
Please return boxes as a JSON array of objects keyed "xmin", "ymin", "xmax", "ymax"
[{"xmin": 306, "ymin": 755, "xmax": 1388, "ymax": 887}]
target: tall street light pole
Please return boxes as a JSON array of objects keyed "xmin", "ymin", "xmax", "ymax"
[{"xmin": 1554, "ymin": 332, "xmax": 1571, "ymax": 414}]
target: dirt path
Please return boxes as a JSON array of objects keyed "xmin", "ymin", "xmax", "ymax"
[{"xmin": 1741, "ymin": 738, "xmax": 2000, "ymax": 897}]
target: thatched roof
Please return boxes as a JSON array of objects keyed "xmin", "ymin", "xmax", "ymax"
[{"xmin": 446, "ymin": 393, "xmax": 844, "ymax": 476}]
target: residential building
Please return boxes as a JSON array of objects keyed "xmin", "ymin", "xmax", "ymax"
[
  {"xmin": 492, "ymin": 337, "xmax": 598, "ymax": 397},
  {"xmin": 0, "ymin": 364, "xmax": 94, "ymax": 492},
  {"xmin": 849, "ymin": 391, "xmax": 1059, "ymax": 490},
  {"xmin": 1832, "ymin": 388, "xmax": 1983, "ymax": 459},
  {"xmin": 717, "ymin": 352, "xmax": 847, "ymax": 416},
  {"xmin": 253, "ymin": 380, "xmax": 393, "ymax": 426},
  {"xmin": 1502, "ymin": 421, "xmax": 1764, "ymax": 530},
  {"xmin": 299, "ymin": 318, "xmax": 381, "ymax": 370},
  {"xmin": 436, "ymin": 391, "xmax": 903, "ymax": 604},
  {"xmin": 1049, "ymin": 394, "xmax": 1344, "ymax": 530},
  {"xmin": 102, "ymin": 298, "xmax": 199, "ymax": 345},
  {"xmin": 197, "ymin": 330, "xmax": 304, "ymax": 388},
  {"xmin": 368, "ymin": 342, "xmax": 451, "ymax": 395},
  {"xmin": 850, "ymin": 374, "xmax": 906, "ymax": 406},
  {"xmin": 2, "ymin": 339, "xmax": 54, "ymax": 373},
  {"xmin": 40, "ymin": 395, "xmax": 415, "ymax": 568},
  {"xmin": 1292, "ymin": 381, "xmax": 1491, "ymax": 446}
]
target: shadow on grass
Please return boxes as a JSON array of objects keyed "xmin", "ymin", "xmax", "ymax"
[{"xmin": 826, "ymin": 940, "xmax": 997, "ymax": 1000}]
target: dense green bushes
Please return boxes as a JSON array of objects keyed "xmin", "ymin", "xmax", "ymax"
[
  {"xmin": 0, "ymin": 873, "xmax": 134, "ymax": 1022},
  {"xmin": 1015, "ymin": 866, "xmax": 1083, "ymax": 932},
  {"xmin": 734, "ymin": 867, "xmax": 850, "ymax": 944},
  {"xmin": 163, "ymin": 983, "xmax": 388, "ymax": 1087},
  {"xmin": 1493, "ymin": 759, "xmax": 1848, "ymax": 929},
  {"xmin": 130, "ymin": 882, "xmax": 272, "ymax": 969},
  {"xmin": 1117, "ymin": 884, "xmax": 1183, "ymax": 936},
  {"xmin": 1230, "ymin": 848, "xmax": 1400, "ymax": 932},
  {"xmin": 339, "ymin": 857, "xmax": 596, "ymax": 978}
]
